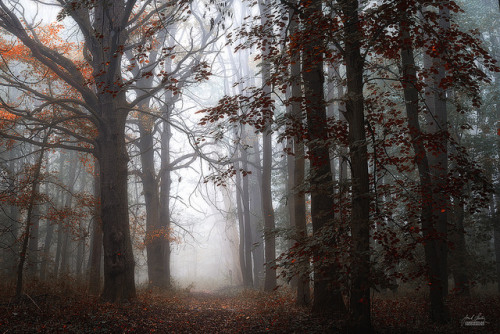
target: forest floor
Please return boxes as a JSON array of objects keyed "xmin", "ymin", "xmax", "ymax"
[{"xmin": 0, "ymin": 282, "xmax": 499, "ymax": 333}]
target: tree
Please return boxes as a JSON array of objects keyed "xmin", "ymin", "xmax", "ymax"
[
  {"xmin": 258, "ymin": 0, "xmax": 277, "ymax": 292},
  {"xmin": 88, "ymin": 159, "xmax": 102, "ymax": 294},
  {"xmin": 0, "ymin": 142, "xmax": 21, "ymax": 279},
  {"xmin": 422, "ymin": 1, "xmax": 451, "ymax": 309},
  {"xmin": 299, "ymin": 0, "xmax": 346, "ymax": 315},
  {"xmin": 15, "ymin": 133, "xmax": 49, "ymax": 298},
  {"xmin": 335, "ymin": 0, "xmax": 372, "ymax": 330},
  {"xmin": 288, "ymin": 4, "xmax": 309, "ymax": 306},
  {"xmin": 398, "ymin": 3, "xmax": 449, "ymax": 321},
  {"xmin": 377, "ymin": 0, "xmax": 498, "ymax": 321},
  {"xmin": 0, "ymin": 0, "xmax": 195, "ymax": 302}
]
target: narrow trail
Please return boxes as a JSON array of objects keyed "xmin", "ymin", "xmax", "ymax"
[
  {"xmin": 0, "ymin": 288, "xmax": 335, "ymax": 333},
  {"xmin": 2, "ymin": 289, "xmax": 498, "ymax": 333}
]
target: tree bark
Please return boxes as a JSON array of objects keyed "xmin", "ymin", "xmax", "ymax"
[
  {"xmin": 159, "ymin": 106, "xmax": 173, "ymax": 290},
  {"xmin": 400, "ymin": 10, "xmax": 449, "ymax": 322},
  {"xmin": 59, "ymin": 219, "xmax": 70, "ymax": 277},
  {"xmin": 27, "ymin": 168, "xmax": 40, "ymax": 279},
  {"xmin": 241, "ymin": 135, "xmax": 254, "ymax": 287},
  {"xmin": 40, "ymin": 215, "xmax": 54, "ymax": 281},
  {"xmin": 90, "ymin": 1, "xmax": 137, "ymax": 302},
  {"xmin": 286, "ymin": 126, "xmax": 297, "ymax": 290},
  {"xmin": 302, "ymin": 0, "xmax": 345, "ymax": 315},
  {"xmin": 2, "ymin": 149, "xmax": 20, "ymax": 279},
  {"xmin": 258, "ymin": 0, "xmax": 277, "ymax": 292},
  {"xmin": 41, "ymin": 172, "xmax": 57, "ymax": 281},
  {"xmin": 16, "ymin": 138, "xmax": 47, "ymax": 299},
  {"xmin": 88, "ymin": 160, "xmax": 103, "ymax": 295},
  {"xmin": 420, "ymin": 3, "xmax": 451, "ymax": 321},
  {"xmin": 449, "ymin": 198, "xmax": 469, "ymax": 295},
  {"xmin": 250, "ymin": 136, "xmax": 265, "ymax": 288},
  {"xmin": 339, "ymin": 0, "xmax": 372, "ymax": 331},
  {"xmin": 235, "ymin": 158, "xmax": 249, "ymax": 287},
  {"xmin": 134, "ymin": 83, "xmax": 167, "ymax": 288},
  {"xmin": 27, "ymin": 198, "xmax": 40, "ymax": 279},
  {"xmin": 98, "ymin": 96, "xmax": 136, "ymax": 301},
  {"xmin": 54, "ymin": 213, "xmax": 63, "ymax": 278},
  {"xmin": 494, "ymin": 195, "xmax": 500, "ymax": 293},
  {"xmin": 289, "ymin": 10, "xmax": 310, "ymax": 305},
  {"xmin": 486, "ymin": 23, "xmax": 500, "ymax": 294},
  {"xmin": 141, "ymin": 119, "xmax": 165, "ymax": 288},
  {"xmin": 75, "ymin": 171, "xmax": 88, "ymax": 278}
]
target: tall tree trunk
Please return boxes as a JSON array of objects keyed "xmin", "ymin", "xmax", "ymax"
[
  {"xmin": 59, "ymin": 223, "xmax": 70, "ymax": 277},
  {"xmin": 293, "ymin": 136, "xmax": 310, "ymax": 307},
  {"xmin": 493, "ymin": 195, "xmax": 500, "ymax": 293},
  {"xmin": 98, "ymin": 97, "xmax": 136, "ymax": 302},
  {"xmin": 424, "ymin": 4, "xmax": 450, "ymax": 300},
  {"xmin": 59, "ymin": 151, "xmax": 78, "ymax": 278},
  {"xmin": 289, "ymin": 10, "xmax": 310, "ymax": 305},
  {"xmin": 302, "ymin": 0, "xmax": 345, "ymax": 315},
  {"xmin": 241, "ymin": 135, "xmax": 254, "ymax": 287},
  {"xmin": 4, "ymin": 149, "xmax": 20, "ymax": 279},
  {"xmin": 487, "ymin": 24, "xmax": 500, "ymax": 294},
  {"xmin": 85, "ymin": 0, "xmax": 137, "ymax": 303},
  {"xmin": 258, "ymin": 0, "xmax": 277, "ymax": 292},
  {"xmin": 138, "ymin": 102, "xmax": 165, "ymax": 288},
  {"xmin": 88, "ymin": 160, "xmax": 102, "ymax": 295},
  {"xmin": 27, "ymin": 196, "xmax": 40, "ymax": 279},
  {"xmin": 54, "ymin": 215, "xmax": 63, "ymax": 278},
  {"xmin": 337, "ymin": 74, "xmax": 349, "ymax": 227},
  {"xmin": 326, "ymin": 65, "xmax": 337, "ymax": 183},
  {"xmin": 16, "ymin": 139, "xmax": 47, "ymax": 299},
  {"xmin": 75, "ymin": 172, "xmax": 87, "ymax": 278},
  {"xmin": 41, "ymin": 175, "xmax": 57, "ymax": 281},
  {"xmin": 53, "ymin": 153, "xmax": 65, "ymax": 279},
  {"xmin": 261, "ymin": 115, "xmax": 276, "ymax": 291},
  {"xmin": 127, "ymin": 32, "xmax": 168, "ymax": 288},
  {"xmin": 40, "ymin": 217, "xmax": 54, "ymax": 281},
  {"xmin": 235, "ymin": 158, "xmax": 249, "ymax": 286},
  {"xmin": 220, "ymin": 186, "xmax": 243, "ymax": 285},
  {"xmin": 27, "ymin": 150, "xmax": 41, "ymax": 279},
  {"xmin": 159, "ymin": 106, "xmax": 173, "ymax": 290},
  {"xmin": 449, "ymin": 198, "xmax": 469, "ymax": 295},
  {"xmin": 400, "ymin": 10, "xmax": 449, "ymax": 322},
  {"xmin": 76, "ymin": 226, "xmax": 85, "ymax": 278},
  {"xmin": 421, "ymin": 3, "xmax": 450, "ymax": 321},
  {"xmin": 286, "ymin": 128, "xmax": 297, "ymax": 290},
  {"xmin": 339, "ymin": 0, "xmax": 372, "ymax": 331},
  {"xmin": 233, "ymin": 126, "xmax": 252, "ymax": 288},
  {"xmin": 250, "ymin": 136, "xmax": 265, "ymax": 288}
]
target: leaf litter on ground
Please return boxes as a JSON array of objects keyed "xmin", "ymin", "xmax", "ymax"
[{"xmin": 0, "ymin": 284, "xmax": 498, "ymax": 333}]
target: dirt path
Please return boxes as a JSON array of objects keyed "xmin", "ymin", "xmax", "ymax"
[
  {"xmin": 2, "ymin": 289, "xmax": 499, "ymax": 333},
  {"xmin": 0, "ymin": 289, "xmax": 336, "ymax": 333}
]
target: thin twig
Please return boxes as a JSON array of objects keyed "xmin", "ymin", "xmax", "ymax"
[{"xmin": 24, "ymin": 293, "xmax": 41, "ymax": 312}]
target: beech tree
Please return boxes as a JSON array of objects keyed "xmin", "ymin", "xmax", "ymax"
[
  {"xmin": 127, "ymin": 3, "xmax": 222, "ymax": 288},
  {"xmin": 336, "ymin": 0, "xmax": 372, "ymax": 330},
  {"xmin": 287, "ymin": 3, "xmax": 310, "ymax": 307},
  {"xmin": 251, "ymin": 0, "xmax": 496, "ymax": 329},
  {"xmin": 256, "ymin": 0, "xmax": 277, "ymax": 293},
  {"xmin": 0, "ymin": 0, "xmax": 197, "ymax": 302},
  {"xmin": 363, "ymin": 0, "xmax": 497, "ymax": 324},
  {"xmin": 14, "ymin": 136, "xmax": 48, "ymax": 298}
]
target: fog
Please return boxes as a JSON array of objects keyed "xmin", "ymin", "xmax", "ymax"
[{"xmin": 0, "ymin": 0, "xmax": 499, "ymax": 332}]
